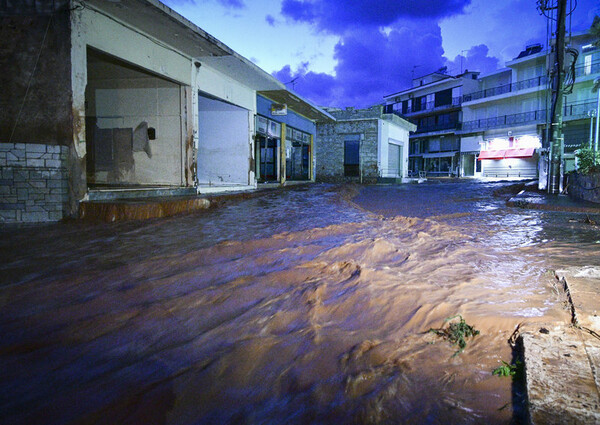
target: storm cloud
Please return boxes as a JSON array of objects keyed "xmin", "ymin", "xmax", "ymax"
[
  {"xmin": 281, "ymin": 0, "xmax": 472, "ymax": 33},
  {"xmin": 274, "ymin": 1, "xmax": 500, "ymax": 108}
]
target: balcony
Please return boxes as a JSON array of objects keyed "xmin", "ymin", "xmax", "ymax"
[
  {"xmin": 391, "ymin": 97, "xmax": 462, "ymax": 116},
  {"xmin": 462, "ymin": 76, "xmax": 547, "ymax": 103},
  {"xmin": 563, "ymin": 99, "xmax": 596, "ymax": 118},
  {"xmin": 574, "ymin": 60, "xmax": 600, "ymax": 79},
  {"xmin": 414, "ymin": 121, "xmax": 461, "ymax": 134},
  {"xmin": 462, "ymin": 110, "xmax": 547, "ymax": 132}
]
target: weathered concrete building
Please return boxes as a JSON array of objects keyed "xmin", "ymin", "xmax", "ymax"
[
  {"xmin": 0, "ymin": 0, "xmax": 332, "ymax": 223},
  {"xmin": 316, "ymin": 106, "xmax": 416, "ymax": 183}
]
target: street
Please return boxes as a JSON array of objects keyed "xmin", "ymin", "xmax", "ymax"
[{"xmin": 1, "ymin": 182, "xmax": 598, "ymax": 424}]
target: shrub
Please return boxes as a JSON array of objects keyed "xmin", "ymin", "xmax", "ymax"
[{"xmin": 575, "ymin": 146, "xmax": 600, "ymax": 175}]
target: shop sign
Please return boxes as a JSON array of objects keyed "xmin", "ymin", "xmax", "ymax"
[{"xmin": 271, "ymin": 103, "xmax": 288, "ymax": 116}]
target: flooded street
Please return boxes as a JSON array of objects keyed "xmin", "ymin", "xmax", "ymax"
[{"xmin": 1, "ymin": 182, "xmax": 599, "ymax": 424}]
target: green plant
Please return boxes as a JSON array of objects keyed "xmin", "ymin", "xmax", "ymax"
[
  {"xmin": 428, "ymin": 315, "xmax": 480, "ymax": 356},
  {"xmin": 492, "ymin": 360, "xmax": 523, "ymax": 378},
  {"xmin": 575, "ymin": 146, "xmax": 600, "ymax": 175}
]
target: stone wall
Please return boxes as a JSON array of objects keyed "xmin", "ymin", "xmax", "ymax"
[
  {"xmin": 569, "ymin": 172, "xmax": 600, "ymax": 204},
  {"xmin": 0, "ymin": 143, "xmax": 69, "ymax": 223},
  {"xmin": 316, "ymin": 107, "xmax": 381, "ymax": 183}
]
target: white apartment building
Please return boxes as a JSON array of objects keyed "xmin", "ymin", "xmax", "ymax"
[
  {"xmin": 460, "ymin": 31, "xmax": 599, "ymax": 180},
  {"xmin": 383, "ymin": 69, "xmax": 480, "ymax": 177}
]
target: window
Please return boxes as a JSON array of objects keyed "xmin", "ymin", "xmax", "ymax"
[
  {"xmin": 435, "ymin": 88, "xmax": 452, "ymax": 107},
  {"xmin": 344, "ymin": 136, "xmax": 360, "ymax": 177},
  {"xmin": 585, "ymin": 55, "xmax": 592, "ymax": 75}
]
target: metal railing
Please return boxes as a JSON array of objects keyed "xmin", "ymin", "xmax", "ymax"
[
  {"xmin": 574, "ymin": 60, "xmax": 600, "ymax": 78},
  {"xmin": 462, "ymin": 109, "xmax": 547, "ymax": 131},
  {"xmin": 414, "ymin": 121, "xmax": 461, "ymax": 133},
  {"xmin": 396, "ymin": 97, "xmax": 462, "ymax": 115},
  {"xmin": 462, "ymin": 75, "xmax": 547, "ymax": 102},
  {"xmin": 563, "ymin": 100, "xmax": 596, "ymax": 117}
]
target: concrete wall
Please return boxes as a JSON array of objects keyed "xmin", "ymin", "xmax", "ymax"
[
  {"xmin": 197, "ymin": 95, "xmax": 251, "ymax": 186},
  {"xmin": 0, "ymin": 143, "xmax": 69, "ymax": 223},
  {"xmin": 569, "ymin": 173, "xmax": 600, "ymax": 204}
]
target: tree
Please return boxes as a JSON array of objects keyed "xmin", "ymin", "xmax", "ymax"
[{"xmin": 591, "ymin": 15, "xmax": 600, "ymax": 48}]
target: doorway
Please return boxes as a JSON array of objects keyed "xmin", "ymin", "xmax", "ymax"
[{"xmin": 257, "ymin": 136, "xmax": 279, "ymax": 182}]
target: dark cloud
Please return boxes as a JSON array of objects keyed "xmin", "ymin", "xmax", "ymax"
[
  {"xmin": 265, "ymin": 14, "xmax": 276, "ymax": 26},
  {"xmin": 281, "ymin": 0, "xmax": 471, "ymax": 33},
  {"xmin": 273, "ymin": 20, "xmax": 447, "ymax": 108},
  {"xmin": 445, "ymin": 44, "xmax": 500, "ymax": 76}
]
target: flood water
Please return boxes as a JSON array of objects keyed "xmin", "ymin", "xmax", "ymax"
[{"xmin": 1, "ymin": 182, "xmax": 599, "ymax": 424}]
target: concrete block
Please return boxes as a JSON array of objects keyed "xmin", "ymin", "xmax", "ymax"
[
  {"xmin": 0, "ymin": 210, "xmax": 17, "ymax": 221},
  {"xmin": 50, "ymin": 188, "xmax": 68, "ymax": 195},
  {"xmin": 26, "ymin": 158, "xmax": 45, "ymax": 167},
  {"xmin": 2, "ymin": 169, "xmax": 14, "ymax": 179},
  {"xmin": 17, "ymin": 188, "xmax": 28, "ymax": 201},
  {"xmin": 28, "ymin": 180, "xmax": 47, "ymax": 189},
  {"xmin": 21, "ymin": 211, "xmax": 49, "ymax": 222},
  {"xmin": 25, "ymin": 152, "xmax": 45, "ymax": 159},
  {"xmin": 48, "ymin": 211, "xmax": 63, "ymax": 221},
  {"xmin": 44, "ymin": 159, "xmax": 62, "ymax": 168},
  {"xmin": 26, "ymin": 144, "xmax": 47, "ymax": 153},
  {"xmin": 47, "ymin": 179, "xmax": 66, "ymax": 189},
  {"xmin": 0, "ymin": 158, "xmax": 6, "ymax": 167},
  {"xmin": 46, "ymin": 145, "xmax": 61, "ymax": 154},
  {"xmin": 45, "ymin": 194, "xmax": 63, "ymax": 203},
  {"xmin": 0, "ymin": 143, "xmax": 15, "ymax": 152},
  {"xmin": 9, "ymin": 148, "xmax": 26, "ymax": 158},
  {"xmin": 13, "ymin": 170, "xmax": 29, "ymax": 181}
]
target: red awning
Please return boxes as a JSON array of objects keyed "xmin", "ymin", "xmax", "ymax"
[
  {"xmin": 504, "ymin": 147, "xmax": 535, "ymax": 158},
  {"xmin": 478, "ymin": 150, "xmax": 506, "ymax": 160}
]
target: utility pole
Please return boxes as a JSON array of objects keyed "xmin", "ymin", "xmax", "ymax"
[{"xmin": 546, "ymin": 0, "xmax": 567, "ymax": 194}]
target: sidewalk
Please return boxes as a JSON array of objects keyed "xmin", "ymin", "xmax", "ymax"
[{"xmin": 506, "ymin": 187, "xmax": 600, "ymax": 423}]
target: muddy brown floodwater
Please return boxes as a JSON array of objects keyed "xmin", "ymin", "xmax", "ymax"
[{"xmin": 1, "ymin": 182, "xmax": 599, "ymax": 424}]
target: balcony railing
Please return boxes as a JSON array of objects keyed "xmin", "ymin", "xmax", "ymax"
[
  {"xmin": 462, "ymin": 110, "xmax": 547, "ymax": 131},
  {"xmin": 463, "ymin": 76, "xmax": 547, "ymax": 102},
  {"xmin": 563, "ymin": 100, "xmax": 596, "ymax": 117},
  {"xmin": 574, "ymin": 60, "xmax": 600, "ymax": 78},
  {"xmin": 398, "ymin": 97, "xmax": 462, "ymax": 115},
  {"xmin": 414, "ymin": 121, "xmax": 461, "ymax": 134}
]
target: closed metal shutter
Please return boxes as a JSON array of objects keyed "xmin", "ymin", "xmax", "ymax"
[{"xmin": 388, "ymin": 143, "xmax": 401, "ymax": 176}]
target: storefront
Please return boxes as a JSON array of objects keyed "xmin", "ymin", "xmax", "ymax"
[
  {"xmin": 255, "ymin": 93, "xmax": 333, "ymax": 184},
  {"xmin": 478, "ymin": 135, "xmax": 540, "ymax": 178}
]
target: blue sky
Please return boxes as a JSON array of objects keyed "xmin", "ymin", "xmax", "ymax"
[{"xmin": 164, "ymin": 0, "xmax": 599, "ymax": 108}]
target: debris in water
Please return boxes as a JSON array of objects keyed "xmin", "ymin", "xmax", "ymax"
[{"xmin": 428, "ymin": 315, "xmax": 480, "ymax": 356}]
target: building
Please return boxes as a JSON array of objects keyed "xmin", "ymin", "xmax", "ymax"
[
  {"xmin": 383, "ymin": 69, "xmax": 480, "ymax": 177},
  {"xmin": 315, "ymin": 106, "xmax": 416, "ymax": 183},
  {"xmin": 460, "ymin": 32, "xmax": 599, "ymax": 181},
  {"xmin": 254, "ymin": 92, "xmax": 334, "ymax": 185},
  {"xmin": 0, "ymin": 0, "xmax": 330, "ymax": 223}
]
